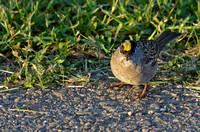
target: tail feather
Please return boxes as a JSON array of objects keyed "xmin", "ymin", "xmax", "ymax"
[{"xmin": 155, "ymin": 30, "xmax": 181, "ymax": 52}]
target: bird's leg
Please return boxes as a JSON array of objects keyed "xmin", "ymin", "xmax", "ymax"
[{"xmin": 139, "ymin": 83, "xmax": 147, "ymax": 98}]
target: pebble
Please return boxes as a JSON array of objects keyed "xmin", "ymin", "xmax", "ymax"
[
  {"xmin": 160, "ymin": 108, "xmax": 167, "ymax": 112},
  {"xmin": 149, "ymin": 103, "xmax": 160, "ymax": 109},
  {"xmin": 148, "ymin": 109, "xmax": 155, "ymax": 114},
  {"xmin": 170, "ymin": 92, "xmax": 177, "ymax": 97},
  {"xmin": 127, "ymin": 111, "xmax": 132, "ymax": 116},
  {"xmin": 75, "ymin": 111, "xmax": 91, "ymax": 115},
  {"xmin": 142, "ymin": 128, "xmax": 149, "ymax": 132},
  {"xmin": 173, "ymin": 119, "xmax": 179, "ymax": 123}
]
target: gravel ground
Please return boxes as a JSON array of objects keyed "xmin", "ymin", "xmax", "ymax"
[{"xmin": 0, "ymin": 80, "xmax": 200, "ymax": 131}]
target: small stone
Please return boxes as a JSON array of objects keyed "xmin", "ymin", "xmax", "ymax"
[
  {"xmin": 160, "ymin": 108, "xmax": 167, "ymax": 112},
  {"xmin": 150, "ymin": 103, "xmax": 160, "ymax": 109},
  {"xmin": 106, "ymin": 128, "xmax": 112, "ymax": 132},
  {"xmin": 143, "ymin": 120, "xmax": 151, "ymax": 126},
  {"xmin": 170, "ymin": 92, "xmax": 177, "ymax": 97},
  {"xmin": 1, "ymin": 107, "xmax": 7, "ymax": 112},
  {"xmin": 148, "ymin": 110, "xmax": 154, "ymax": 114},
  {"xmin": 84, "ymin": 122, "xmax": 91, "ymax": 129},
  {"xmin": 128, "ymin": 111, "xmax": 132, "ymax": 116},
  {"xmin": 177, "ymin": 85, "xmax": 183, "ymax": 88},
  {"xmin": 14, "ymin": 97, "xmax": 20, "ymax": 103},
  {"xmin": 142, "ymin": 128, "xmax": 149, "ymax": 132},
  {"xmin": 75, "ymin": 111, "xmax": 91, "ymax": 115},
  {"xmin": 173, "ymin": 119, "xmax": 179, "ymax": 123},
  {"xmin": 158, "ymin": 99, "xmax": 164, "ymax": 103},
  {"xmin": 96, "ymin": 73, "xmax": 103, "ymax": 78},
  {"xmin": 189, "ymin": 110, "xmax": 194, "ymax": 117}
]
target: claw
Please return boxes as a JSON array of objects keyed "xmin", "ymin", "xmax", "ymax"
[{"xmin": 109, "ymin": 82, "xmax": 124, "ymax": 88}]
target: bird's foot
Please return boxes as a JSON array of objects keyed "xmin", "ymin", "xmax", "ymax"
[
  {"xmin": 109, "ymin": 82, "xmax": 124, "ymax": 88},
  {"xmin": 138, "ymin": 91, "xmax": 147, "ymax": 98}
]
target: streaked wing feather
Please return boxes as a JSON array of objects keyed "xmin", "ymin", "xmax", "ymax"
[{"xmin": 136, "ymin": 40, "xmax": 158, "ymax": 65}]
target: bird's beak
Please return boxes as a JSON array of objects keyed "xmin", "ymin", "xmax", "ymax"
[{"xmin": 124, "ymin": 53, "xmax": 129, "ymax": 61}]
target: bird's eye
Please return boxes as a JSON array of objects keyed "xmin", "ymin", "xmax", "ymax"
[
  {"xmin": 120, "ymin": 47, "xmax": 124, "ymax": 54},
  {"xmin": 120, "ymin": 43, "xmax": 125, "ymax": 54}
]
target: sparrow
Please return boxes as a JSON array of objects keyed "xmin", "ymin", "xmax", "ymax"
[{"xmin": 110, "ymin": 30, "xmax": 182, "ymax": 98}]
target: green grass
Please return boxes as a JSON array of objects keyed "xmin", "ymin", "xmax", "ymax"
[{"xmin": 0, "ymin": 0, "xmax": 199, "ymax": 91}]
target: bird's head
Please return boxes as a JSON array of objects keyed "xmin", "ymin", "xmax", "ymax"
[{"xmin": 120, "ymin": 40, "xmax": 133, "ymax": 61}]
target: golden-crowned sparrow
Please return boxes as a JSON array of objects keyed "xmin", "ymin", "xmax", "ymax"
[{"xmin": 110, "ymin": 30, "xmax": 181, "ymax": 98}]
